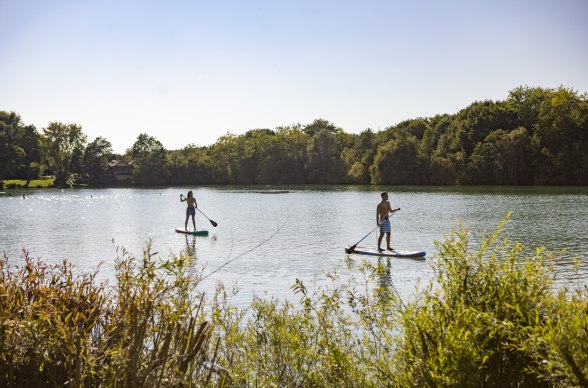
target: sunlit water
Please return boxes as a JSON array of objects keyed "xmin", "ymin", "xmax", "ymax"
[{"xmin": 1, "ymin": 186, "xmax": 587, "ymax": 308}]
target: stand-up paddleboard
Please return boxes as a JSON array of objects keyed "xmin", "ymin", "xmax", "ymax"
[
  {"xmin": 345, "ymin": 246, "xmax": 426, "ymax": 258},
  {"xmin": 175, "ymin": 228, "xmax": 209, "ymax": 236}
]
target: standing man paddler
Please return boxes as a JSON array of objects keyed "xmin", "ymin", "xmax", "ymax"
[{"xmin": 376, "ymin": 192, "xmax": 400, "ymax": 252}]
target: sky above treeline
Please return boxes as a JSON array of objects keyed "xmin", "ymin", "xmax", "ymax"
[{"xmin": 1, "ymin": 0, "xmax": 587, "ymax": 153}]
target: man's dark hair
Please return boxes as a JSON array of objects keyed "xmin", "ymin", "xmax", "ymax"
[{"xmin": 381, "ymin": 192, "xmax": 388, "ymax": 198}]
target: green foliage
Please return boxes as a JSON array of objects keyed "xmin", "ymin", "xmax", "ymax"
[
  {"xmin": 306, "ymin": 128, "xmax": 346, "ymax": 183},
  {"xmin": 0, "ymin": 112, "xmax": 42, "ymax": 181},
  {"xmin": 205, "ymin": 127, "xmax": 309, "ymax": 184},
  {"xmin": 83, "ymin": 137, "xmax": 113, "ymax": 184},
  {"xmin": 0, "ymin": 246, "xmax": 218, "ymax": 386},
  {"xmin": 468, "ymin": 127, "xmax": 538, "ymax": 184},
  {"xmin": 168, "ymin": 145, "xmax": 215, "ymax": 185},
  {"xmin": 212, "ymin": 277, "xmax": 368, "ymax": 386},
  {"xmin": 42, "ymin": 122, "xmax": 87, "ymax": 187},
  {"xmin": 4, "ymin": 85, "xmax": 588, "ymax": 185},
  {"xmin": 303, "ymin": 118, "xmax": 338, "ymax": 137},
  {"xmin": 342, "ymin": 129, "xmax": 376, "ymax": 183},
  {"xmin": 210, "ymin": 216, "xmax": 587, "ymax": 386},
  {"xmin": 127, "ymin": 133, "xmax": 169, "ymax": 185},
  {"xmin": 1, "ymin": 217, "xmax": 587, "ymax": 385},
  {"xmin": 389, "ymin": 215, "xmax": 588, "ymax": 386},
  {"xmin": 370, "ymin": 134, "xmax": 426, "ymax": 184},
  {"xmin": 508, "ymin": 86, "xmax": 588, "ymax": 184}
]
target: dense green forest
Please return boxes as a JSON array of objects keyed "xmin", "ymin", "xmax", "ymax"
[{"xmin": 2, "ymin": 86, "xmax": 587, "ymax": 187}]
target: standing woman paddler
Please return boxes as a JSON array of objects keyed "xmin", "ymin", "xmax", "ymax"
[{"xmin": 180, "ymin": 191, "xmax": 197, "ymax": 231}]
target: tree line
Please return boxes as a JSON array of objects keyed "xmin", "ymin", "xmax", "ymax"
[{"xmin": 2, "ymin": 85, "xmax": 587, "ymax": 187}]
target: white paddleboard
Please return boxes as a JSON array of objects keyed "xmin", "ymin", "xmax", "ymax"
[{"xmin": 345, "ymin": 246, "xmax": 426, "ymax": 258}]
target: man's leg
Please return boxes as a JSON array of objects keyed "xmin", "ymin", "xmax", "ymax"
[
  {"xmin": 378, "ymin": 232, "xmax": 384, "ymax": 251},
  {"xmin": 192, "ymin": 215, "xmax": 196, "ymax": 230},
  {"xmin": 386, "ymin": 232, "xmax": 393, "ymax": 250}
]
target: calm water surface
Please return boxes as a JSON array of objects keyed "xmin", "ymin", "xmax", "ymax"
[{"xmin": 1, "ymin": 186, "xmax": 587, "ymax": 307}]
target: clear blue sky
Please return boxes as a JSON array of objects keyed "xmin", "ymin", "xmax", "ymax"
[{"xmin": 1, "ymin": 0, "xmax": 587, "ymax": 153}]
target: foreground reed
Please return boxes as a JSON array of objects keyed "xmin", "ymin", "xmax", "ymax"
[
  {"xmin": 211, "ymin": 215, "xmax": 588, "ymax": 386},
  {"xmin": 1, "ymin": 215, "xmax": 586, "ymax": 386},
  {"xmin": 0, "ymin": 245, "xmax": 221, "ymax": 387}
]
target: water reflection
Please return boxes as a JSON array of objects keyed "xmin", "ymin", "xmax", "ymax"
[
  {"xmin": 376, "ymin": 258, "xmax": 393, "ymax": 291},
  {"xmin": 184, "ymin": 235, "xmax": 197, "ymax": 258},
  {"xmin": 1, "ymin": 186, "xmax": 586, "ymax": 310}
]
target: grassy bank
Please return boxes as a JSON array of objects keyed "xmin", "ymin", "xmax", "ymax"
[
  {"xmin": 1, "ymin": 216, "xmax": 586, "ymax": 386},
  {"xmin": 2, "ymin": 178, "xmax": 55, "ymax": 188}
]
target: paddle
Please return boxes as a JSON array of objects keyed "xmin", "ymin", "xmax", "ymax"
[
  {"xmin": 196, "ymin": 208, "xmax": 218, "ymax": 227},
  {"xmin": 345, "ymin": 209, "xmax": 400, "ymax": 254}
]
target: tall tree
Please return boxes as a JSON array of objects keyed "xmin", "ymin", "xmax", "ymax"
[
  {"xmin": 303, "ymin": 118, "xmax": 338, "ymax": 137},
  {"xmin": 0, "ymin": 112, "xmax": 42, "ymax": 182},
  {"xmin": 508, "ymin": 86, "xmax": 588, "ymax": 184},
  {"xmin": 42, "ymin": 122, "xmax": 86, "ymax": 186},
  {"xmin": 84, "ymin": 136, "xmax": 113, "ymax": 184},
  {"xmin": 370, "ymin": 135, "xmax": 425, "ymax": 184},
  {"xmin": 306, "ymin": 129, "xmax": 346, "ymax": 183},
  {"xmin": 128, "ymin": 133, "xmax": 168, "ymax": 185},
  {"xmin": 467, "ymin": 127, "xmax": 537, "ymax": 184},
  {"xmin": 342, "ymin": 129, "xmax": 375, "ymax": 184}
]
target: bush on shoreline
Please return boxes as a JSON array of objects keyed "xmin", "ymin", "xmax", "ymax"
[
  {"xmin": 1, "ymin": 218, "xmax": 586, "ymax": 386},
  {"xmin": 0, "ymin": 246, "xmax": 220, "ymax": 387}
]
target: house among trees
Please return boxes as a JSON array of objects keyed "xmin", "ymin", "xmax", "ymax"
[{"xmin": 105, "ymin": 160, "xmax": 134, "ymax": 184}]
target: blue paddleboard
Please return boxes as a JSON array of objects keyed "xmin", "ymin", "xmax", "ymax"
[{"xmin": 175, "ymin": 228, "xmax": 209, "ymax": 236}]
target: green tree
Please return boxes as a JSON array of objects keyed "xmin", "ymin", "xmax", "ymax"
[
  {"xmin": 508, "ymin": 86, "xmax": 588, "ymax": 184},
  {"xmin": 0, "ymin": 112, "xmax": 42, "ymax": 182},
  {"xmin": 370, "ymin": 134, "xmax": 425, "ymax": 184},
  {"xmin": 342, "ymin": 129, "xmax": 375, "ymax": 184},
  {"xmin": 83, "ymin": 137, "xmax": 113, "ymax": 184},
  {"xmin": 128, "ymin": 133, "xmax": 169, "ymax": 185},
  {"xmin": 468, "ymin": 127, "xmax": 538, "ymax": 184},
  {"xmin": 303, "ymin": 118, "xmax": 337, "ymax": 137},
  {"xmin": 257, "ymin": 126, "xmax": 308, "ymax": 184},
  {"xmin": 306, "ymin": 129, "xmax": 346, "ymax": 183},
  {"xmin": 450, "ymin": 100, "xmax": 518, "ymax": 155},
  {"xmin": 207, "ymin": 133, "xmax": 251, "ymax": 184},
  {"xmin": 42, "ymin": 122, "xmax": 87, "ymax": 186},
  {"xmin": 168, "ymin": 145, "xmax": 215, "ymax": 185},
  {"xmin": 207, "ymin": 127, "xmax": 310, "ymax": 184}
]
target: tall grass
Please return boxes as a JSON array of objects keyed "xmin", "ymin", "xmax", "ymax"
[
  {"xmin": 0, "ymin": 245, "xmax": 221, "ymax": 387},
  {"xmin": 1, "ymin": 216, "xmax": 586, "ymax": 386},
  {"xmin": 213, "ymin": 215, "xmax": 587, "ymax": 386},
  {"xmin": 2, "ymin": 178, "xmax": 54, "ymax": 188}
]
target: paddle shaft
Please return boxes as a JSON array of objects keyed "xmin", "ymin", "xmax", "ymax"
[
  {"xmin": 196, "ymin": 207, "xmax": 218, "ymax": 227},
  {"xmin": 346, "ymin": 209, "xmax": 400, "ymax": 254}
]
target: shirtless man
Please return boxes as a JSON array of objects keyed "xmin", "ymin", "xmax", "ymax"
[{"xmin": 376, "ymin": 192, "xmax": 400, "ymax": 252}]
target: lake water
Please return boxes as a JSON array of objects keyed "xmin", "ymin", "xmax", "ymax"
[{"xmin": 1, "ymin": 186, "xmax": 587, "ymax": 307}]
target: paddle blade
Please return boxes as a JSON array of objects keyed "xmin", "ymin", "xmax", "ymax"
[
  {"xmin": 210, "ymin": 219, "xmax": 218, "ymax": 227},
  {"xmin": 345, "ymin": 244, "xmax": 357, "ymax": 254}
]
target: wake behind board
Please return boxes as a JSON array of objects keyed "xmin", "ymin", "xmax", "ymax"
[
  {"xmin": 346, "ymin": 246, "xmax": 426, "ymax": 258},
  {"xmin": 175, "ymin": 228, "xmax": 209, "ymax": 236}
]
